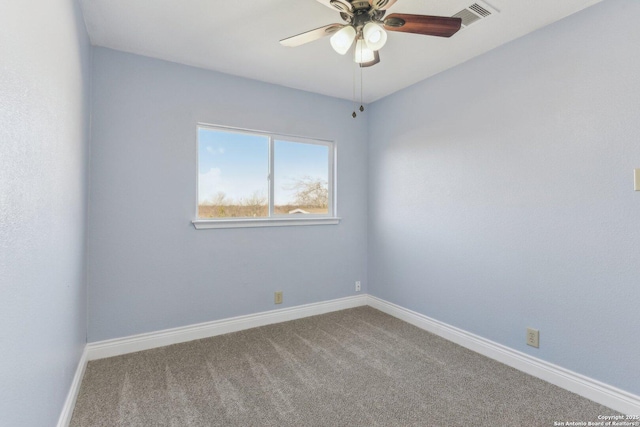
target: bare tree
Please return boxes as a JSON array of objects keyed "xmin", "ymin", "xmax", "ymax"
[
  {"xmin": 208, "ymin": 191, "xmax": 227, "ymax": 206},
  {"xmin": 290, "ymin": 176, "xmax": 328, "ymax": 208},
  {"xmin": 239, "ymin": 190, "xmax": 267, "ymax": 217}
]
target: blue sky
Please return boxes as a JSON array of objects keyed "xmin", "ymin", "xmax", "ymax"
[{"xmin": 198, "ymin": 128, "xmax": 328, "ymax": 205}]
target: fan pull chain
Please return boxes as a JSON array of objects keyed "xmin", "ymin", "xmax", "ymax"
[
  {"xmin": 359, "ymin": 59, "xmax": 364, "ymax": 113},
  {"xmin": 352, "ymin": 53, "xmax": 357, "ymax": 118}
]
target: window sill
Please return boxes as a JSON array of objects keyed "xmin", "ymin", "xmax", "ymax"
[{"xmin": 192, "ymin": 217, "xmax": 341, "ymax": 229}]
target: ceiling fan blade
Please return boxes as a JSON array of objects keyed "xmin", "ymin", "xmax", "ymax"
[
  {"xmin": 279, "ymin": 24, "xmax": 344, "ymax": 47},
  {"xmin": 369, "ymin": 0, "xmax": 397, "ymax": 11},
  {"xmin": 384, "ymin": 14, "xmax": 462, "ymax": 38},
  {"xmin": 360, "ymin": 50, "xmax": 380, "ymax": 68},
  {"xmin": 316, "ymin": 0, "xmax": 353, "ymax": 14}
]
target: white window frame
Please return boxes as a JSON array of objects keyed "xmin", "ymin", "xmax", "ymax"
[{"xmin": 192, "ymin": 123, "xmax": 340, "ymax": 229}]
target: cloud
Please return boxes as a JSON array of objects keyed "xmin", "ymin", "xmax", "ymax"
[
  {"xmin": 198, "ymin": 168, "xmax": 223, "ymax": 203},
  {"xmin": 206, "ymin": 146, "xmax": 225, "ymax": 155}
]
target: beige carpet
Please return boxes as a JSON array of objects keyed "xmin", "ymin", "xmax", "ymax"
[{"xmin": 70, "ymin": 307, "xmax": 616, "ymax": 426}]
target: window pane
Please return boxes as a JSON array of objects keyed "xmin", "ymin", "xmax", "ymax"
[
  {"xmin": 274, "ymin": 140, "xmax": 329, "ymax": 215},
  {"xmin": 198, "ymin": 128, "xmax": 268, "ymax": 218}
]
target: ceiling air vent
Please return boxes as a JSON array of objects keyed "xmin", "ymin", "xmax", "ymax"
[
  {"xmin": 469, "ymin": 3, "xmax": 491, "ymax": 17},
  {"xmin": 452, "ymin": 1, "xmax": 498, "ymax": 29}
]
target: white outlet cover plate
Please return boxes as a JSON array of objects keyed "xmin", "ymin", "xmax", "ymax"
[
  {"xmin": 635, "ymin": 169, "xmax": 640, "ymax": 191},
  {"xmin": 527, "ymin": 328, "xmax": 540, "ymax": 348}
]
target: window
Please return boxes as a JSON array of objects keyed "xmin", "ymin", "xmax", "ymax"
[{"xmin": 194, "ymin": 124, "xmax": 338, "ymax": 229}]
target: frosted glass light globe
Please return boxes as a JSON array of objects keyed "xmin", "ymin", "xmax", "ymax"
[
  {"xmin": 354, "ymin": 39, "xmax": 375, "ymax": 63},
  {"xmin": 330, "ymin": 26, "xmax": 356, "ymax": 55},
  {"xmin": 363, "ymin": 22, "xmax": 387, "ymax": 51}
]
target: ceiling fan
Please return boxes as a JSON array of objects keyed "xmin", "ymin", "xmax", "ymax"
[{"xmin": 280, "ymin": 0, "xmax": 463, "ymax": 67}]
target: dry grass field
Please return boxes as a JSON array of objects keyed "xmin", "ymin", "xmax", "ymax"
[{"xmin": 198, "ymin": 205, "xmax": 327, "ymax": 218}]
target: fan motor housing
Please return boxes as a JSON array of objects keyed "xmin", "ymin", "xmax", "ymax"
[{"xmin": 353, "ymin": 11, "xmax": 372, "ymax": 27}]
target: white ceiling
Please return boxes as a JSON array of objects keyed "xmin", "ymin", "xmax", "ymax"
[{"xmin": 80, "ymin": 0, "xmax": 602, "ymax": 103}]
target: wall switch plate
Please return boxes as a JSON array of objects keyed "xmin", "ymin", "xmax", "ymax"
[
  {"xmin": 274, "ymin": 291, "xmax": 283, "ymax": 304},
  {"xmin": 635, "ymin": 169, "xmax": 640, "ymax": 191},
  {"xmin": 527, "ymin": 328, "xmax": 540, "ymax": 348},
  {"xmin": 355, "ymin": 281, "xmax": 361, "ymax": 292}
]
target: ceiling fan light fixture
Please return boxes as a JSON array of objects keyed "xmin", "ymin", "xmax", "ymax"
[
  {"xmin": 330, "ymin": 25, "xmax": 356, "ymax": 55},
  {"xmin": 363, "ymin": 22, "xmax": 387, "ymax": 51},
  {"xmin": 354, "ymin": 38, "xmax": 375, "ymax": 63}
]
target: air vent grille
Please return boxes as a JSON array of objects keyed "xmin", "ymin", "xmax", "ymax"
[
  {"xmin": 469, "ymin": 3, "xmax": 491, "ymax": 17},
  {"xmin": 452, "ymin": 2, "xmax": 497, "ymax": 28},
  {"xmin": 452, "ymin": 8, "xmax": 481, "ymax": 27}
]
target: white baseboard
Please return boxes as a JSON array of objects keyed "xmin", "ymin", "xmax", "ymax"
[
  {"xmin": 366, "ymin": 295, "xmax": 640, "ymax": 415},
  {"xmin": 62, "ymin": 293, "xmax": 639, "ymax": 424},
  {"xmin": 57, "ymin": 346, "xmax": 88, "ymax": 427},
  {"xmin": 86, "ymin": 294, "xmax": 368, "ymax": 361}
]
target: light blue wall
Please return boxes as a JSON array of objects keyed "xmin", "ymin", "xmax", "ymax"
[
  {"xmin": 0, "ymin": 0, "xmax": 91, "ymax": 425},
  {"xmin": 368, "ymin": 0, "xmax": 640, "ymax": 395},
  {"xmin": 87, "ymin": 48, "xmax": 369, "ymax": 342}
]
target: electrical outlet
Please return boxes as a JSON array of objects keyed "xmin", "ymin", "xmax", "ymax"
[
  {"xmin": 355, "ymin": 281, "xmax": 361, "ymax": 292},
  {"xmin": 527, "ymin": 328, "xmax": 539, "ymax": 348},
  {"xmin": 274, "ymin": 291, "xmax": 283, "ymax": 304}
]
